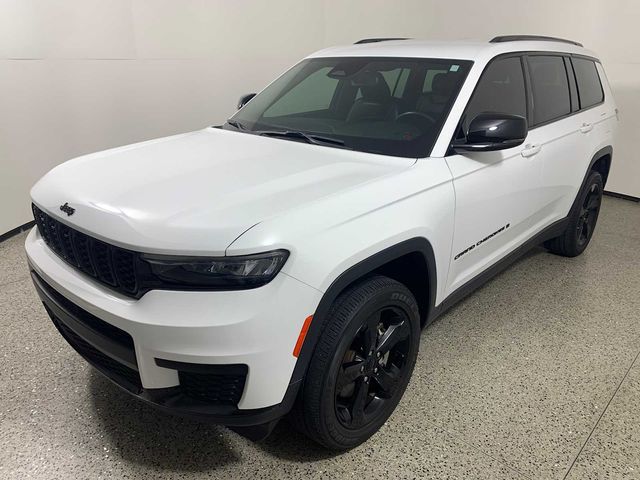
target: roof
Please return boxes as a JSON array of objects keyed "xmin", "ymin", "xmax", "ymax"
[{"xmin": 307, "ymin": 38, "xmax": 597, "ymax": 63}]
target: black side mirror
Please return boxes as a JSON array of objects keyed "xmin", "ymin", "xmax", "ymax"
[
  {"xmin": 237, "ymin": 93, "xmax": 256, "ymax": 110},
  {"xmin": 452, "ymin": 113, "xmax": 527, "ymax": 152}
]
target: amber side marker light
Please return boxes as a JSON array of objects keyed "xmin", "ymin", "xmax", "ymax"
[{"xmin": 293, "ymin": 315, "xmax": 313, "ymax": 357}]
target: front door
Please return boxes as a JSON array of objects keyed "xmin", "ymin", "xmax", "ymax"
[{"xmin": 444, "ymin": 55, "xmax": 546, "ymax": 295}]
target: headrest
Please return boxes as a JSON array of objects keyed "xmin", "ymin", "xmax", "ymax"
[
  {"xmin": 533, "ymin": 62, "xmax": 561, "ymax": 85},
  {"xmin": 351, "ymin": 71, "xmax": 391, "ymax": 101},
  {"xmin": 432, "ymin": 72, "xmax": 458, "ymax": 96}
]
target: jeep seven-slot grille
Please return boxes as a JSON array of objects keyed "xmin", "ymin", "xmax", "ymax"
[{"xmin": 32, "ymin": 204, "xmax": 139, "ymax": 296}]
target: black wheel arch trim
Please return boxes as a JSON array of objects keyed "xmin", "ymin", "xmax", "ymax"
[
  {"xmin": 588, "ymin": 145, "xmax": 612, "ymax": 180},
  {"xmin": 575, "ymin": 145, "xmax": 613, "ymax": 209},
  {"xmin": 288, "ymin": 237, "xmax": 437, "ymax": 388}
]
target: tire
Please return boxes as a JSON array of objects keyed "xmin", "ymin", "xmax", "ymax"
[
  {"xmin": 545, "ymin": 171, "xmax": 604, "ymax": 257},
  {"xmin": 291, "ymin": 275, "xmax": 420, "ymax": 450}
]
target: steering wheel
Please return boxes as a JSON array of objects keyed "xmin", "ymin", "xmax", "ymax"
[{"xmin": 395, "ymin": 111, "xmax": 437, "ymax": 125}]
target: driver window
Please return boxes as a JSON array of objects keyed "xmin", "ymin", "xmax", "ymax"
[{"xmin": 462, "ymin": 56, "xmax": 527, "ymax": 133}]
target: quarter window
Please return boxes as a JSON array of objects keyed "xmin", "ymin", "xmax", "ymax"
[
  {"xmin": 528, "ymin": 56, "xmax": 571, "ymax": 125},
  {"xmin": 572, "ymin": 57, "xmax": 604, "ymax": 108},
  {"xmin": 463, "ymin": 57, "xmax": 527, "ymax": 132}
]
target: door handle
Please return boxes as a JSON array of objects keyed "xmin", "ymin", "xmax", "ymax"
[
  {"xmin": 580, "ymin": 122, "xmax": 593, "ymax": 133},
  {"xmin": 521, "ymin": 144, "xmax": 541, "ymax": 158}
]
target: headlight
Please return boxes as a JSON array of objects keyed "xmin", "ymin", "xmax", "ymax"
[{"xmin": 140, "ymin": 250, "xmax": 289, "ymax": 289}]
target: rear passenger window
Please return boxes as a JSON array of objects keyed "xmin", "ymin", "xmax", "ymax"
[
  {"xmin": 528, "ymin": 56, "xmax": 571, "ymax": 125},
  {"xmin": 572, "ymin": 57, "xmax": 604, "ymax": 108},
  {"xmin": 463, "ymin": 57, "xmax": 526, "ymax": 131}
]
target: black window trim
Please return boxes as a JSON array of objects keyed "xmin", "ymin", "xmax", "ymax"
[
  {"xmin": 449, "ymin": 50, "xmax": 606, "ymax": 148},
  {"xmin": 564, "ymin": 56, "xmax": 580, "ymax": 113},
  {"xmin": 569, "ymin": 55, "xmax": 605, "ymax": 111},
  {"xmin": 524, "ymin": 53, "xmax": 573, "ymax": 128},
  {"xmin": 523, "ymin": 52, "xmax": 606, "ymax": 130}
]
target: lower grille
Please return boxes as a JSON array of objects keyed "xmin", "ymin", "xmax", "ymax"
[
  {"xmin": 33, "ymin": 272, "xmax": 142, "ymax": 393},
  {"xmin": 179, "ymin": 368, "xmax": 247, "ymax": 405},
  {"xmin": 41, "ymin": 278, "xmax": 135, "ymax": 351},
  {"xmin": 48, "ymin": 308, "xmax": 142, "ymax": 393}
]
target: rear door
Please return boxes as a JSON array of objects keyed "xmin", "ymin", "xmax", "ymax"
[
  {"xmin": 524, "ymin": 54, "xmax": 594, "ymax": 224},
  {"xmin": 444, "ymin": 55, "xmax": 546, "ymax": 294}
]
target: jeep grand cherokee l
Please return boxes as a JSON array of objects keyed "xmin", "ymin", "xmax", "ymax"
[{"xmin": 26, "ymin": 35, "xmax": 617, "ymax": 449}]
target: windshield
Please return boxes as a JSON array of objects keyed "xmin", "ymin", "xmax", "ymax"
[{"xmin": 226, "ymin": 57, "xmax": 472, "ymax": 157}]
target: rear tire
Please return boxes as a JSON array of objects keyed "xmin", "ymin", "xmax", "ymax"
[
  {"xmin": 291, "ymin": 275, "xmax": 420, "ymax": 450},
  {"xmin": 545, "ymin": 171, "xmax": 603, "ymax": 257}
]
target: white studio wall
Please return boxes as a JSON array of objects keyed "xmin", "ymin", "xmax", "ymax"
[{"xmin": 1, "ymin": 0, "xmax": 638, "ymax": 235}]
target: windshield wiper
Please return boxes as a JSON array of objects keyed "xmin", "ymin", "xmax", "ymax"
[
  {"xmin": 226, "ymin": 119, "xmax": 247, "ymax": 130},
  {"xmin": 257, "ymin": 130, "xmax": 350, "ymax": 149}
]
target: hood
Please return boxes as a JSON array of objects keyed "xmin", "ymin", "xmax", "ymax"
[{"xmin": 31, "ymin": 128, "xmax": 415, "ymax": 254}]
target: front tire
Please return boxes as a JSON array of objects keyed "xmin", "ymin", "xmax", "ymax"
[
  {"xmin": 292, "ymin": 275, "xmax": 420, "ymax": 450},
  {"xmin": 546, "ymin": 171, "xmax": 604, "ymax": 257}
]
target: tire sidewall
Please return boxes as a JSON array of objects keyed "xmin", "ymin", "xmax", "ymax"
[
  {"xmin": 567, "ymin": 171, "xmax": 603, "ymax": 255},
  {"xmin": 315, "ymin": 279, "xmax": 420, "ymax": 448}
]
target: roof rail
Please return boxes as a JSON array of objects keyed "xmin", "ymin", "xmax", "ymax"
[
  {"xmin": 354, "ymin": 38, "xmax": 409, "ymax": 45},
  {"xmin": 490, "ymin": 35, "xmax": 583, "ymax": 47}
]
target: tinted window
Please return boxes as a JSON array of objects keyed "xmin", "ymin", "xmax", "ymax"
[
  {"xmin": 464, "ymin": 57, "xmax": 526, "ymax": 131},
  {"xmin": 528, "ymin": 56, "xmax": 571, "ymax": 125},
  {"xmin": 264, "ymin": 67, "xmax": 338, "ymax": 117},
  {"xmin": 564, "ymin": 57, "xmax": 579, "ymax": 112},
  {"xmin": 423, "ymin": 69, "xmax": 449, "ymax": 92},
  {"xmin": 229, "ymin": 57, "xmax": 472, "ymax": 158},
  {"xmin": 572, "ymin": 57, "xmax": 604, "ymax": 108},
  {"xmin": 392, "ymin": 68, "xmax": 410, "ymax": 98}
]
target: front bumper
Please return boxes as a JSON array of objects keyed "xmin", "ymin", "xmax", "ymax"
[{"xmin": 25, "ymin": 228, "xmax": 322, "ymax": 425}]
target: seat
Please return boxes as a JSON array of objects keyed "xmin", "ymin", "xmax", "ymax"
[
  {"xmin": 346, "ymin": 71, "xmax": 397, "ymax": 123},
  {"xmin": 417, "ymin": 72, "xmax": 459, "ymax": 116},
  {"xmin": 531, "ymin": 62, "xmax": 570, "ymax": 123}
]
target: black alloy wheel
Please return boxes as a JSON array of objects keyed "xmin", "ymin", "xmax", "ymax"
[
  {"xmin": 291, "ymin": 275, "xmax": 420, "ymax": 450},
  {"xmin": 546, "ymin": 170, "xmax": 604, "ymax": 257},
  {"xmin": 334, "ymin": 306, "xmax": 412, "ymax": 429},
  {"xmin": 576, "ymin": 182, "xmax": 602, "ymax": 247}
]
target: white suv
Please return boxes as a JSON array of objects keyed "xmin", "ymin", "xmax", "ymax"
[{"xmin": 26, "ymin": 36, "xmax": 617, "ymax": 449}]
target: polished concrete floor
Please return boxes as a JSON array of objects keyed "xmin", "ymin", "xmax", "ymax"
[{"xmin": 1, "ymin": 196, "xmax": 639, "ymax": 479}]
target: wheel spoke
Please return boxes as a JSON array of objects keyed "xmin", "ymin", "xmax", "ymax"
[
  {"xmin": 584, "ymin": 219, "xmax": 593, "ymax": 240},
  {"xmin": 333, "ymin": 305, "xmax": 414, "ymax": 430},
  {"xmin": 373, "ymin": 364, "xmax": 401, "ymax": 396},
  {"xmin": 376, "ymin": 320, "xmax": 410, "ymax": 355},
  {"xmin": 336, "ymin": 403, "xmax": 352, "ymax": 425},
  {"xmin": 336, "ymin": 361, "xmax": 364, "ymax": 392},
  {"xmin": 351, "ymin": 378, "xmax": 369, "ymax": 427},
  {"xmin": 362, "ymin": 312, "xmax": 381, "ymax": 353},
  {"xmin": 585, "ymin": 194, "xmax": 600, "ymax": 211}
]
